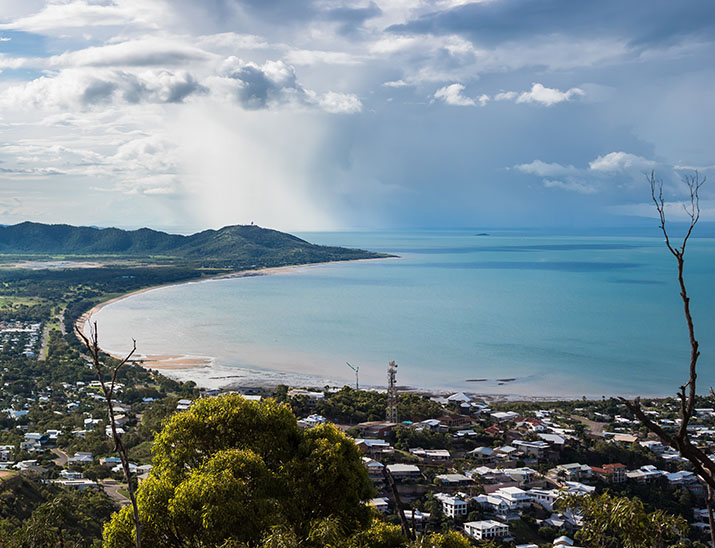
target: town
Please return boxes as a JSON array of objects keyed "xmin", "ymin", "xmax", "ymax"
[{"xmin": 0, "ymin": 328, "xmax": 711, "ymax": 547}]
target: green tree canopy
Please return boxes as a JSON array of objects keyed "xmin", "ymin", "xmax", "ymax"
[
  {"xmin": 103, "ymin": 394, "xmax": 374, "ymax": 547},
  {"xmin": 558, "ymin": 491, "xmax": 688, "ymax": 548}
]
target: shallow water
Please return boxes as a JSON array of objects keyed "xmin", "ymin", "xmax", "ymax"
[{"xmin": 92, "ymin": 230, "xmax": 715, "ymax": 397}]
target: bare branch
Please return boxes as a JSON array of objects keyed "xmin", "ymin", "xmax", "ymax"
[
  {"xmin": 74, "ymin": 319, "xmax": 142, "ymax": 548},
  {"xmin": 626, "ymin": 171, "xmax": 711, "ymax": 492}
]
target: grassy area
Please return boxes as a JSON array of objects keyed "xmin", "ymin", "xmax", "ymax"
[
  {"xmin": 0, "ymin": 296, "xmax": 45, "ymax": 307},
  {"xmin": 0, "ymin": 470, "xmax": 17, "ymax": 483}
]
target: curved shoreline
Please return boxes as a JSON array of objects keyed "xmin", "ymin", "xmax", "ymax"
[{"xmin": 74, "ymin": 257, "xmax": 396, "ymax": 361}]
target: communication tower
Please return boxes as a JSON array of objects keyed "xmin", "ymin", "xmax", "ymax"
[{"xmin": 387, "ymin": 360, "xmax": 398, "ymax": 423}]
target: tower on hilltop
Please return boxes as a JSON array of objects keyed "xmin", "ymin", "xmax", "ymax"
[{"xmin": 386, "ymin": 360, "xmax": 398, "ymax": 423}]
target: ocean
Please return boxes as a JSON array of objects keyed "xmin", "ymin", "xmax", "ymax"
[{"xmin": 91, "ymin": 229, "xmax": 715, "ymax": 398}]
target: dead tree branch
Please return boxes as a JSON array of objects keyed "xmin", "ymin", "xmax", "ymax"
[
  {"xmin": 75, "ymin": 321, "xmax": 141, "ymax": 548},
  {"xmin": 621, "ymin": 171, "xmax": 714, "ymax": 495}
]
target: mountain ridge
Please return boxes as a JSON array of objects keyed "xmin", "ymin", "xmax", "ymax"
[{"xmin": 0, "ymin": 221, "xmax": 388, "ymax": 267}]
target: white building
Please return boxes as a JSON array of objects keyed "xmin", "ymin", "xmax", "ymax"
[
  {"xmin": 529, "ymin": 488, "xmax": 562, "ymax": 511},
  {"xmin": 464, "ymin": 520, "xmax": 510, "ymax": 540},
  {"xmin": 437, "ymin": 494, "xmax": 468, "ymax": 518}
]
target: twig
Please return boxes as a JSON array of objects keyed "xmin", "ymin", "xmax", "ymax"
[
  {"xmin": 75, "ymin": 321, "xmax": 141, "ymax": 548},
  {"xmin": 623, "ymin": 172, "xmax": 713, "ymax": 491}
]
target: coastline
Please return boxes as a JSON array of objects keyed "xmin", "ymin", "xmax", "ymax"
[
  {"xmin": 75, "ymin": 256, "xmax": 397, "ymax": 370},
  {"xmin": 73, "ymin": 253, "xmax": 683, "ymax": 402}
]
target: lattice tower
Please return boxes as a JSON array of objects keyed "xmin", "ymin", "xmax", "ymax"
[{"xmin": 387, "ymin": 360, "xmax": 398, "ymax": 423}]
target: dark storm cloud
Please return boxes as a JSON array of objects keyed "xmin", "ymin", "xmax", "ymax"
[{"xmin": 388, "ymin": 0, "xmax": 715, "ymax": 50}]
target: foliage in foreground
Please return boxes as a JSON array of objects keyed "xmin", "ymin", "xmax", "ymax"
[
  {"xmin": 103, "ymin": 395, "xmax": 375, "ymax": 547},
  {"xmin": 558, "ymin": 491, "xmax": 689, "ymax": 548}
]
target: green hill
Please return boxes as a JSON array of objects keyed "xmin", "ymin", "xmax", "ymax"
[{"xmin": 0, "ymin": 222, "xmax": 388, "ymax": 268}]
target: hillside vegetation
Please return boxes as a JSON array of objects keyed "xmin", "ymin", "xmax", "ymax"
[{"xmin": 0, "ymin": 222, "xmax": 389, "ymax": 268}]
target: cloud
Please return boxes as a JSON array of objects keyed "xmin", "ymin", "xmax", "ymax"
[
  {"xmin": 383, "ymin": 79, "xmax": 410, "ymax": 88},
  {"xmin": 47, "ymin": 38, "xmax": 213, "ymax": 68},
  {"xmin": 589, "ymin": 151, "xmax": 655, "ymax": 172},
  {"xmin": 515, "ymin": 83, "xmax": 584, "ymax": 106},
  {"xmin": 387, "ymin": 0, "xmax": 715, "ymax": 53},
  {"xmin": 434, "ymin": 83, "xmax": 483, "ymax": 106},
  {"xmin": 0, "ymin": 68, "xmax": 208, "ymax": 109},
  {"xmin": 0, "ymin": 0, "xmax": 167, "ymax": 34},
  {"xmin": 515, "ymin": 159, "xmax": 580, "ymax": 177},
  {"xmin": 213, "ymin": 57, "xmax": 362, "ymax": 114},
  {"xmin": 283, "ymin": 49, "xmax": 363, "ymax": 66},
  {"xmin": 195, "ymin": 32, "xmax": 269, "ymax": 52},
  {"xmin": 316, "ymin": 91, "xmax": 362, "ymax": 114},
  {"xmin": 514, "ymin": 152, "xmax": 703, "ymax": 199},
  {"xmin": 543, "ymin": 178, "xmax": 597, "ymax": 194},
  {"xmin": 216, "ymin": 57, "xmax": 305, "ymax": 109}
]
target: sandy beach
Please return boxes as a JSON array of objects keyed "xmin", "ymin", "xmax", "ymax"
[{"xmin": 131, "ymin": 354, "xmax": 214, "ymax": 370}]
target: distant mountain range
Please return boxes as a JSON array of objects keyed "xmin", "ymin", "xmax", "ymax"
[{"xmin": 0, "ymin": 222, "xmax": 388, "ymax": 267}]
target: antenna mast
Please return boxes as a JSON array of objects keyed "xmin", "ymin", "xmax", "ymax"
[
  {"xmin": 346, "ymin": 362, "xmax": 359, "ymax": 390},
  {"xmin": 387, "ymin": 360, "xmax": 398, "ymax": 423}
]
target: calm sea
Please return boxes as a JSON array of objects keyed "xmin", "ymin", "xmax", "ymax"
[{"xmin": 92, "ymin": 230, "xmax": 715, "ymax": 398}]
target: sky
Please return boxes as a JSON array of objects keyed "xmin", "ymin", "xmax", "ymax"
[{"xmin": 0, "ymin": 0, "xmax": 713, "ymax": 233}]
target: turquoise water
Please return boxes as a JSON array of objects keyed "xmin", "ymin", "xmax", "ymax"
[{"xmin": 92, "ymin": 230, "xmax": 715, "ymax": 397}]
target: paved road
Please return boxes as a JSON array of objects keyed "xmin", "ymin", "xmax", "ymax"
[
  {"xmin": 101, "ymin": 479, "xmax": 131, "ymax": 506},
  {"xmin": 50, "ymin": 448, "xmax": 68, "ymax": 467},
  {"xmin": 572, "ymin": 414, "xmax": 608, "ymax": 435}
]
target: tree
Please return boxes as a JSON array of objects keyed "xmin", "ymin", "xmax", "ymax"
[
  {"xmin": 558, "ymin": 491, "xmax": 688, "ymax": 548},
  {"xmin": 619, "ymin": 172, "xmax": 715, "ymax": 544},
  {"xmin": 103, "ymin": 394, "xmax": 374, "ymax": 547}
]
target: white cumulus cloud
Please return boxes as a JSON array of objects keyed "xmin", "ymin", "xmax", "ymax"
[
  {"xmin": 434, "ymin": 83, "xmax": 485, "ymax": 107},
  {"xmin": 515, "ymin": 83, "xmax": 584, "ymax": 106},
  {"xmin": 589, "ymin": 151, "xmax": 655, "ymax": 172},
  {"xmin": 317, "ymin": 91, "xmax": 362, "ymax": 114}
]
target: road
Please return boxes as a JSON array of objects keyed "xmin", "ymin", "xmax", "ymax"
[
  {"xmin": 572, "ymin": 414, "xmax": 608, "ymax": 435},
  {"xmin": 50, "ymin": 448, "xmax": 68, "ymax": 467},
  {"xmin": 101, "ymin": 479, "xmax": 131, "ymax": 506}
]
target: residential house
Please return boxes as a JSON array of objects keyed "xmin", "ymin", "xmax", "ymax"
[
  {"xmin": 626, "ymin": 465, "xmax": 666, "ymax": 483},
  {"xmin": 590, "ymin": 463, "xmax": 627, "ymax": 483},
  {"xmin": 438, "ymin": 415, "xmax": 471, "ymax": 428},
  {"xmin": 504, "ymin": 467, "xmax": 539, "ymax": 485},
  {"xmin": 529, "ymin": 488, "xmax": 562, "ymax": 511},
  {"xmin": 491, "ymin": 411, "xmax": 519, "ymax": 423},
  {"xmin": 386, "ymin": 463, "xmax": 421, "ymax": 481},
  {"xmin": 463, "ymin": 520, "xmax": 510, "ymax": 541},
  {"xmin": 369, "ymin": 497, "xmax": 390, "ymax": 514},
  {"xmin": 474, "ymin": 494, "xmax": 513, "ymax": 519},
  {"xmin": 549, "ymin": 463, "xmax": 592, "ymax": 482},
  {"xmin": 355, "ymin": 421, "xmax": 398, "ymax": 438},
  {"xmin": 68, "ymin": 452, "xmax": 94, "ymax": 464},
  {"xmin": 467, "ymin": 446, "xmax": 495, "ymax": 462},
  {"xmin": 297, "ymin": 414, "xmax": 327, "ymax": 429},
  {"xmin": 435, "ymin": 473, "xmax": 472, "ymax": 487},
  {"xmin": 362, "ymin": 457, "xmax": 385, "ymax": 482},
  {"xmin": 409, "ymin": 448, "xmax": 451, "ymax": 461},
  {"xmin": 435, "ymin": 494, "xmax": 468, "ymax": 518},
  {"xmin": 512, "ymin": 440, "xmax": 549, "ymax": 459}
]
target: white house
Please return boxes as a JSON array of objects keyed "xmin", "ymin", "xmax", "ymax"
[
  {"xmin": 493, "ymin": 487, "xmax": 532, "ymax": 509},
  {"xmin": 369, "ymin": 497, "xmax": 390, "ymax": 514},
  {"xmin": 474, "ymin": 494, "xmax": 512, "ymax": 519},
  {"xmin": 464, "ymin": 520, "xmax": 510, "ymax": 540},
  {"xmin": 436, "ymin": 494, "xmax": 468, "ymax": 518},
  {"xmin": 529, "ymin": 488, "xmax": 562, "ymax": 511}
]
